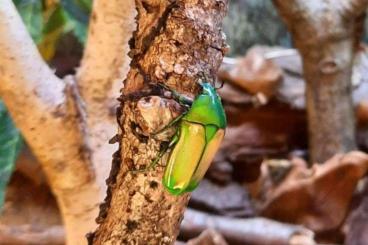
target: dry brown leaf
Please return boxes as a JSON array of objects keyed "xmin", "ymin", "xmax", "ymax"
[
  {"xmin": 357, "ymin": 100, "xmax": 368, "ymax": 124},
  {"xmin": 343, "ymin": 179, "xmax": 368, "ymax": 245},
  {"xmin": 246, "ymin": 157, "xmax": 308, "ymax": 207},
  {"xmin": 260, "ymin": 151, "xmax": 368, "ymax": 233},
  {"xmin": 217, "ymin": 83, "xmax": 254, "ymax": 105},
  {"xmin": 219, "ymin": 47, "xmax": 282, "ymax": 99}
]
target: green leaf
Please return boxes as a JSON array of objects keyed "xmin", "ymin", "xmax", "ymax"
[
  {"xmin": 60, "ymin": 0, "xmax": 91, "ymax": 44},
  {"xmin": 0, "ymin": 101, "xmax": 22, "ymax": 210},
  {"xmin": 67, "ymin": 15, "xmax": 88, "ymax": 44},
  {"xmin": 43, "ymin": 4, "xmax": 67, "ymax": 34},
  {"xmin": 38, "ymin": 5, "xmax": 68, "ymax": 60},
  {"xmin": 13, "ymin": 0, "xmax": 44, "ymax": 43},
  {"xmin": 60, "ymin": 0, "xmax": 91, "ymax": 24},
  {"xmin": 13, "ymin": 0, "xmax": 91, "ymax": 48}
]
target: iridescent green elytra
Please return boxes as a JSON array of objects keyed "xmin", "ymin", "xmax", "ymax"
[{"xmin": 162, "ymin": 82, "xmax": 227, "ymax": 195}]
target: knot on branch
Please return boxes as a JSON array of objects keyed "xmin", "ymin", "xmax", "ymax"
[
  {"xmin": 318, "ymin": 58, "xmax": 339, "ymax": 75},
  {"xmin": 134, "ymin": 96, "xmax": 184, "ymax": 141}
]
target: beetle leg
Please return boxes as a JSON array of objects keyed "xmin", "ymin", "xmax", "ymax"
[
  {"xmin": 130, "ymin": 134, "xmax": 179, "ymax": 173},
  {"xmin": 157, "ymin": 83, "xmax": 193, "ymax": 106},
  {"xmin": 152, "ymin": 114, "xmax": 185, "ymax": 136}
]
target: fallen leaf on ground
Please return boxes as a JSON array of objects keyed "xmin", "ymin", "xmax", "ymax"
[
  {"xmin": 219, "ymin": 47, "xmax": 282, "ymax": 100},
  {"xmin": 261, "ymin": 151, "xmax": 368, "ymax": 233},
  {"xmin": 357, "ymin": 100, "xmax": 368, "ymax": 125},
  {"xmin": 344, "ymin": 179, "xmax": 368, "ymax": 245}
]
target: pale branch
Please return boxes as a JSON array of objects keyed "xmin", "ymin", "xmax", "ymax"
[
  {"xmin": 0, "ymin": 1, "xmax": 102, "ymax": 244},
  {"xmin": 0, "ymin": 0, "xmax": 91, "ymax": 192},
  {"xmin": 273, "ymin": 0, "xmax": 368, "ymax": 38},
  {"xmin": 272, "ymin": 1, "xmax": 348, "ymax": 43},
  {"xmin": 76, "ymin": 0, "xmax": 137, "ymax": 190},
  {"xmin": 77, "ymin": 0, "xmax": 136, "ymax": 104},
  {"xmin": 181, "ymin": 209, "xmax": 316, "ymax": 245}
]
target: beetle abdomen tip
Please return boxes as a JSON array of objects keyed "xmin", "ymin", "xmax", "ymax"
[{"xmin": 163, "ymin": 183, "xmax": 186, "ymax": 196}]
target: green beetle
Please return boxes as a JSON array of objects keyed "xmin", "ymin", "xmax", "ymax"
[{"xmin": 158, "ymin": 81, "xmax": 227, "ymax": 195}]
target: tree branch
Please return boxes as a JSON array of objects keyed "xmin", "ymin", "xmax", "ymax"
[
  {"xmin": 273, "ymin": 0, "xmax": 358, "ymax": 163},
  {"xmin": 89, "ymin": 0, "xmax": 229, "ymax": 243},
  {"xmin": 76, "ymin": 0, "xmax": 137, "ymax": 189},
  {"xmin": 77, "ymin": 0, "xmax": 136, "ymax": 102},
  {"xmin": 0, "ymin": 1, "xmax": 102, "ymax": 244},
  {"xmin": 341, "ymin": 0, "xmax": 368, "ymax": 16},
  {"xmin": 0, "ymin": 0, "xmax": 91, "ymax": 193}
]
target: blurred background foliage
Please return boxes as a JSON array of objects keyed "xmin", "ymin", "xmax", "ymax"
[
  {"xmin": 0, "ymin": 101, "xmax": 22, "ymax": 208},
  {"xmin": 223, "ymin": 0, "xmax": 291, "ymax": 56},
  {"xmin": 13, "ymin": 0, "xmax": 91, "ymax": 60}
]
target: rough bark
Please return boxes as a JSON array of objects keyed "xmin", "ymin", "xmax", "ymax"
[
  {"xmin": 0, "ymin": 1, "xmax": 101, "ymax": 244},
  {"xmin": 76, "ymin": 0, "xmax": 137, "ymax": 190},
  {"xmin": 272, "ymin": 0, "xmax": 368, "ymax": 163},
  {"xmin": 90, "ymin": 0, "xmax": 229, "ymax": 244}
]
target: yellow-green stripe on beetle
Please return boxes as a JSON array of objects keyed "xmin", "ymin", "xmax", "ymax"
[{"xmin": 160, "ymin": 81, "xmax": 227, "ymax": 195}]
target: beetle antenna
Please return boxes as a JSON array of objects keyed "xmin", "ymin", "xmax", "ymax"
[
  {"xmin": 197, "ymin": 71, "xmax": 205, "ymax": 84},
  {"xmin": 199, "ymin": 71, "xmax": 222, "ymax": 89},
  {"xmin": 157, "ymin": 83, "xmax": 193, "ymax": 106}
]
